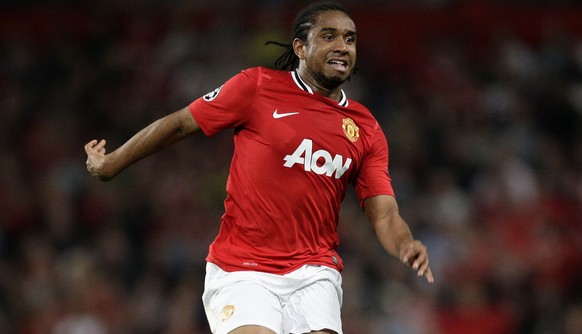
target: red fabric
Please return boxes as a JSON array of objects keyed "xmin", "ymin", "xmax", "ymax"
[{"xmin": 189, "ymin": 67, "xmax": 393, "ymax": 274}]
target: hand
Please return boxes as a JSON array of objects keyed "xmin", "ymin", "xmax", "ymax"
[
  {"xmin": 84, "ymin": 139, "xmax": 112, "ymax": 181},
  {"xmin": 400, "ymin": 240, "xmax": 434, "ymax": 283}
]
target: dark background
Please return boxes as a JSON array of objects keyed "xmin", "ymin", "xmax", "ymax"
[{"xmin": 1, "ymin": 0, "xmax": 581, "ymax": 333}]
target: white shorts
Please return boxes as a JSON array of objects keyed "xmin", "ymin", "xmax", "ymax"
[{"xmin": 202, "ymin": 262, "xmax": 343, "ymax": 334}]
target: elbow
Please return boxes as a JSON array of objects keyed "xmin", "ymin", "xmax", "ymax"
[{"xmin": 177, "ymin": 107, "xmax": 200, "ymax": 138}]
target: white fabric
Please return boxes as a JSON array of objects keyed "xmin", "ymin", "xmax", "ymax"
[{"xmin": 203, "ymin": 262, "xmax": 343, "ymax": 334}]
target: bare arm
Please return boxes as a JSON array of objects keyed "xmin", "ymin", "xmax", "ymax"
[
  {"xmin": 364, "ymin": 194, "xmax": 434, "ymax": 283},
  {"xmin": 84, "ymin": 106, "xmax": 200, "ymax": 181}
]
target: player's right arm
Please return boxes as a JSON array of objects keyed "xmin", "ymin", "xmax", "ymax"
[{"xmin": 84, "ymin": 106, "xmax": 199, "ymax": 181}]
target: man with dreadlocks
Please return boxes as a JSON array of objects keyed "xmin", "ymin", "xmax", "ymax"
[{"xmin": 85, "ymin": 1, "xmax": 433, "ymax": 333}]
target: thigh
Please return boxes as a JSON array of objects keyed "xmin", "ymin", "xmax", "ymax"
[{"xmin": 228, "ymin": 325, "xmax": 277, "ymax": 334}]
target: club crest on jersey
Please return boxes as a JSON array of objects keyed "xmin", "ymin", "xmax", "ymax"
[
  {"xmin": 221, "ymin": 305, "xmax": 235, "ymax": 322},
  {"xmin": 203, "ymin": 85, "xmax": 223, "ymax": 101},
  {"xmin": 342, "ymin": 118, "xmax": 359, "ymax": 142}
]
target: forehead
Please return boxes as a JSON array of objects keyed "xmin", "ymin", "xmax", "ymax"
[{"xmin": 312, "ymin": 10, "xmax": 356, "ymax": 32}]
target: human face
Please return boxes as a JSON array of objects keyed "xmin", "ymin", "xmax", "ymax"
[{"xmin": 294, "ymin": 10, "xmax": 357, "ymax": 92}]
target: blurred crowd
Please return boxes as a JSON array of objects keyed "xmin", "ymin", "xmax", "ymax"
[{"xmin": 1, "ymin": 1, "xmax": 581, "ymax": 333}]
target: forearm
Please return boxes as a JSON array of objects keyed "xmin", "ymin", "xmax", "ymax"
[
  {"xmin": 101, "ymin": 108, "xmax": 197, "ymax": 179},
  {"xmin": 364, "ymin": 194, "xmax": 434, "ymax": 282},
  {"xmin": 364, "ymin": 195, "xmax": 414, "ymax": 258},
  {"xmin": 106, "ymin": 121, "xmax": 171, "ymax": 174},
  {"xmin": 373, "ymin": 213, "xmax": 414, "ymax": 258}
]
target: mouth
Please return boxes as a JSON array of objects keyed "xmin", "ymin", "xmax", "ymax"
[{"xmin": 327, "ymin": 59, "xmax": 349, "ymax": 72}]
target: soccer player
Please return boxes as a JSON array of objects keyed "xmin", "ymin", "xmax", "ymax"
[{"xmin": 84, "ymin": 1, "xmax": 433, "ymax": 334}]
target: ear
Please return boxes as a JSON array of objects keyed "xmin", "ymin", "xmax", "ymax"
[{"xmin": 293, "ymin": 38, "xmax": 306, "ymax": 60}]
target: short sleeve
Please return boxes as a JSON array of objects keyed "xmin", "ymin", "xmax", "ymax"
[
  {"xmin": 353, "ymin": 124, "xmax": 395, "ymax": 208},
  {"xmin": 189, "ymin": 68, "xmax": 259, "ymax": 136}
]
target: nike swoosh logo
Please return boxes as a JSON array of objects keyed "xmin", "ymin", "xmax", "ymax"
[{"xmin": 273, "ymin": 109, "xmax": 300, "ymax": 119}]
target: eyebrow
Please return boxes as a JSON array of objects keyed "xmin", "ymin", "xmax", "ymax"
[{"xmin": 319, "ymin": 27, "xmax": 357, "ymax": 36}]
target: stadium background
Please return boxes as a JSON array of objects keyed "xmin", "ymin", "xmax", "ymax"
[{"xmin": 1, "ymin": 0, "xmax": 581, "ymax": 333}]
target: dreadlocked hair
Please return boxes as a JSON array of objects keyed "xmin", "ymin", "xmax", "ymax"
[{"xmin": 265, "ymin": 1, "xmax": 352, "ymax": 72}]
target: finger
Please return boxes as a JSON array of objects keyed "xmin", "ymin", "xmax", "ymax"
[
  {"xmin": 84, "ymin": 139, "xmax": 98, "ymax": 153},
  {"xmin": 94, "ymin": 139, "xmax": 107, "ymax": 151},
  {"xmin": 400, "ymin": 243, "xmax": 415, "ymax": 264},
  {"xmin": 416, "ymin": 256, "xmax": 431, "ymax": 278},
  {"xmin": 403, "ymin": 245, "xmax": 423, "ymax": 268},
  {"xmin": 424, "ymin": 267, "xmax": 434, "ymax": 284},
  {"xmin": 412, "ymin": 251, "xmax": 428, "ymax": 270},
  {"xmin": 417, "ymin": 255, "xmax": 429, "ymax": 273}
]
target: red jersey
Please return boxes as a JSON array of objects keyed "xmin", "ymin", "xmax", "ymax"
[{"xmin": 189, "ymin": 67, "xmax": 394, "ymax": 274}]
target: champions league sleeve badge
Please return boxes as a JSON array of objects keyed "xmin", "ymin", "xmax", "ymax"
[{"xmin": 203, "ymin": 85, "xmax": 224, "ymax": 102}]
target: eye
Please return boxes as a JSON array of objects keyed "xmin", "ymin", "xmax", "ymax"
[{"xmin": 322, "ymin": 34, "xmax": 335, "ymax": 41}]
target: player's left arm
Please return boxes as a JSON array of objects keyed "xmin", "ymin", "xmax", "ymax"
[{"xmin": 364, "ymin": 194, "xmax": 434, "ymax": 283}]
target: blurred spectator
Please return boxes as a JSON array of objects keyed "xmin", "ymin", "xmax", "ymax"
[{"xmin": 0, "ymin": 1, "xmax": 581, "ymax": 333}]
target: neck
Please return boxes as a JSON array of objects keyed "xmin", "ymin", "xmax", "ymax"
[{"xmin": 296, "ymin": 67, "xmax": 343, "ymax": 102}]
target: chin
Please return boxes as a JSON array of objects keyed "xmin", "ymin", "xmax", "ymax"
[
  {"xmin": 309, "ymin": 68, "xmax": 348, "ymax": 90},
  {"xmin": 321, "ymin": 74, "xmax": 348, "ymax": 90}
]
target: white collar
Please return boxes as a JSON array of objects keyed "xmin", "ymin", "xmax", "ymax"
[{"xmin": 291, "ymin": 70, "xmax": 349, "ymax": 107}]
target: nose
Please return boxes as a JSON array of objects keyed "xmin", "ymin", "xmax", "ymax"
[
  {"xmin": 333, "ymin": 38, "xmax": 350, "ymax": 54},
  {"xmin": 333, "ymin": 38, "xmax": 356, "ymax": 54}
]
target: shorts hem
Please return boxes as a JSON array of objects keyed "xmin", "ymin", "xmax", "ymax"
[
  {"xmin": 216, "ymin": 320, "xmax": 280, "ymax": 334},
  {"xmin": 308, "ymin": 325, "xmax": 343, "ymax": 334}
]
